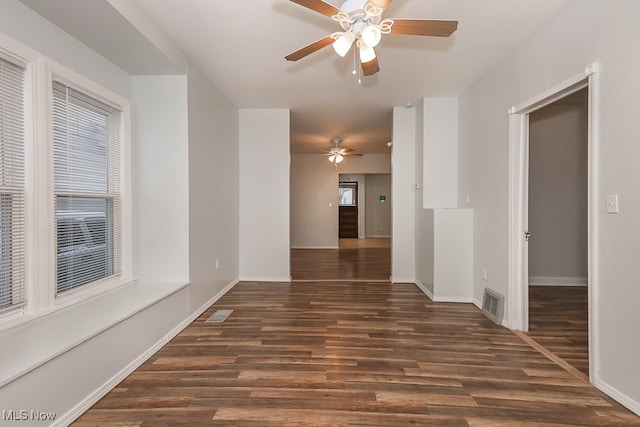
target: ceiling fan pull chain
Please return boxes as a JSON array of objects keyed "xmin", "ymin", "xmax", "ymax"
[{"xmin": 352, "ymin": 45, "xmax": 358, "ymax": 76}]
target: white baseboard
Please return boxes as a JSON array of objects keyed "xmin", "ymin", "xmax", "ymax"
[
  {"xmin": 55, "ymin": 278, "xmax": 240, "ymax": 427},
  {"xmin": 239, "ymin": 276, "xmax": 292, "ymax": 282},
  {"xmin": 472, "ymin": 298, "xmax": 482, "ymax": 310},
  {"xmin": 595, "ymin": 377, "xmax": 640, "ymax": 416},
  {"xmin": 413, "ymin": 281, "xmax": 474, "ymax": 304},
  {"xmin": 365, "ymin": 235, "xmax": 391, "ymax": 238},
  {"xmin": 529, "ymin": 276, "xmax": 587, "ymax": 286},
  {"xmin": 414, "ymin": 281, "xmax": 434, "ymax": 301},
  {"xmin": 432, "ymin": 296, "xmax": 475, "ymax": 303}
]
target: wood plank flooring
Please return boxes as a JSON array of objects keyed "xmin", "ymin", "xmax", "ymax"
[
  {"xmin": 291, "ymin": 239, "xmax": 390, "ymax": 282},
  {"xmin": 527, "ymin": 285, "xmax": 589, "ymax": 377},
  {"xmin": 74, "ymin": 282, "xmax": 640, "ymax": 426}
]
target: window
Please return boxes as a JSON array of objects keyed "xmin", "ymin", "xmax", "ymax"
[
  {"xmin": 0, "ymin": 36, "xmax": 131, "ymax": 327},
  {"xmin": 0, "ymin": 55, "xmax": 26, "ymax": 313},
  {"xmin": 52, "ymin": 79, "xmax": 122, "ymax": 295},
  {"xmin": 338, "ymin": 182, "xmax": 357, "ymax": 206}
]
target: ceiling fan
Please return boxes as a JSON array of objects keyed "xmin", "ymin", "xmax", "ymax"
[
  {"xmin": 325, "ymin": 137, "xmax": 362, "ymax": 165},
  {"xmin": 285, "ymin": 0, "xmax": 458, "ymax": 77}
]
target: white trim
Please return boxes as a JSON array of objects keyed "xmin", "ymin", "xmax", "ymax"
[
  {"xmin": 239, "ymin": 276, "xmax": 292, "ymax": 283},
  {"xmin": 391, "ymin": 277, "xmax": 415, "ymax": 284},
  {"xmin": 529, "ymin": 277, "xmax": 588, "ymax": 286},
  {"xmin": 54, "ymin": 279, "xmax": 239, "ymax": 426},
  {"xmin": 432, "ymin": 296, "xmax": 474, "ymax": 303},
  {"xmin": 472, "ymin": 298, "xmax": 482, "ymax": 310},
  {"xmin": 507, "ymin": 63, "xmax": 599, "ymax": 382},
  {"xmin": 594, "ymin": 379, "xmax": 640, "ymax": 417},
  {"xmin": 414, "ymin": 281, "xmax": 434, "ymax": 300}
]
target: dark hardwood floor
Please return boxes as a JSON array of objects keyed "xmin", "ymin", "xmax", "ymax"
[
  {"xmin": 527, "ymin": 285, "xmax": 589, "ymax": 377},
  {"xmin": 291, "ymin": 238, "xmax": 391, "ymax": 282},
  {"xmin": 74, "ymin": 281, "xmax": 639, "ymax": 426}
]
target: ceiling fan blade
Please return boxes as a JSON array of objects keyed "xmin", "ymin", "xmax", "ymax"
[
  {"xmin": 369, "ymin": 0, "xmax": 393, "ymax": 10},
  {"xmin": 290, "ymin": 0, "xmax": 342, "ymax": 18},
  {"xmin": 344, "ymin": 153, "xmax": 363, "ymax": 157},
  {"xmin": 390, "ymin": 19, "xmax": 458, "ymax": 37},
  {"xmin": 285, "ymin": 35, "xmax": 335, "ymax": 61},
  {"xmin": 361, "ymin": 55, "xmax": 380, "ymax": 76}
]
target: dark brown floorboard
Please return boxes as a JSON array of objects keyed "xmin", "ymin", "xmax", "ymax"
[
  {"xmin": 74, "ymin": 282, "xmax": 639, "ymax": 426},
  {"xmin": 290, "ymin": 246, "xmax": 390, "ymax": 282},
  {"xmin": 527, "ymin": 285, "xmax": 589, "ymax": 377}
]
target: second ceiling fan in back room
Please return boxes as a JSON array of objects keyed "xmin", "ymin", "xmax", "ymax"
[{"xmin": 285, "ymin": 0, "xmax": 458, "ymax": 79}]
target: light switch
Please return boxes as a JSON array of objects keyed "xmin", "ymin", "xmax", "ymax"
[{"xmin": 606, "ymin": 194, "xmax": 619, "ymax": 214}]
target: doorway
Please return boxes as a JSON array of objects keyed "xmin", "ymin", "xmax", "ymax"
[
  {"xmin": 525, "ymin": 88, "xmax": 589, "ymax": 377},
  {"xmin": 338, "ymin": 182, "xmax": 358, "ymax": 238},
  {"xmin": 508, "ymin": 63, "xmax": 598, "ymax": 381}
]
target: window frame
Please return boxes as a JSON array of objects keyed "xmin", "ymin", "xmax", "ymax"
[
  {"xmin": 0, "ymin": 33, "xmax": 133, "ymax": 329},
  {"xmin": 44, "ymin": 60, "xmax": 133, "ymax": 309}
]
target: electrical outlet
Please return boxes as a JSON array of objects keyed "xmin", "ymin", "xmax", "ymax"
[
  {"xmin": 482, "ymin": 268, "xmax": 488, "ymax": 281},
  {"xmin": 215, "ymin": 259, "xmax": 220, "ymax": 270}
]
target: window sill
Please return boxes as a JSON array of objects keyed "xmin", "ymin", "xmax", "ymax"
[{"xmin": 0, "ymin": 280, "xmax": 188, "ymax": 388}]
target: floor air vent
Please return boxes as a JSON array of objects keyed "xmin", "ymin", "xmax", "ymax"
[
  {"xmin": 481, "ymin": 288, "xmax": 505, "ymax": 325},
  {"xmin": 205, "ymin": 309, "xmax": 233, "ymax": 323}
]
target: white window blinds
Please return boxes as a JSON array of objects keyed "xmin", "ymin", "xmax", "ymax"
[
  {"xmin": 0, "ymin": 56, "xmax": 26, "ymax": 312},
  {"xmin": 52, "ymin": 80, "xmax": 121, "ymax": 295}
]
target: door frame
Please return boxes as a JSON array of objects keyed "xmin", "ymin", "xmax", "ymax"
[{"xmin": 507, "ymin": 63, "xmax": 599, "ymax": 381}]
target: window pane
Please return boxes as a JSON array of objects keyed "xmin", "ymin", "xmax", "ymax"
[
  {"xmin": 53, "ymin": 83, "xmax": 109, "ymax": 192},
  {"xmin": 53, "ymin": 79, "xmax": 121, "ymax": 295},
  {"xmin": 0, "ymin": 56, "xmax": 25, "ymax": 312},
  {"xmin": 56, "ymin": 196, "xmax": 114, "ymax": 294}
]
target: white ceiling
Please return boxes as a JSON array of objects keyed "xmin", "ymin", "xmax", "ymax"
[{"xmin": 21, "ymin": 0, "xmax": 574, "ymax": 154}]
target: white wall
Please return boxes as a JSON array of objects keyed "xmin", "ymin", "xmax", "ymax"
[
  {"xmin": 0, "ymin": 3, "xmax": 244, "ymax": 424},
  {"xmin": 0, "ymin": 0, "xmax": 130, "ymax": 98},
  {"xmin": 458, "ymin": 0, "xmax": 640, "ymax": 413},
  {"xmin": 289, "ymin": 154, "xmax": 391, "ymax": 249},
  {"xmin": 291, "ymin": 155, "xmax": 339, "ymax": 248},
  {"xmin": 391, "ymin": 107, "xmax": 416, "ymax": 283},
  {"xmin": 239, "ymin": 109, "xmax": 290, "ymax": 281},
  {"xmin": 132, "ymin": 75, "xmax": 190, "ymax": 284},
  {"xmin": 187, "ymin": 63, "xmax": 240, "ymax": 311},
  {"xmin": 423, "ymin": 98, "xmax": 459, "ymax": 208},
  {"xmin": 365, "ymin": 174, "xmax": 391, "ymax": 237},
  {"xmin": 339, "ymin": 153, "xmax": 391, "ymax": 174},
  {"xmin": 0, "ymin": 2, "xmax": 196, "ymax": 424},
  {"xmin": 529, "ymin": 101, "xmax": 588, "ymax": 285},
  {"xmin": 415, "ymin": 100, "xmax": 434, "ymax": 293}
]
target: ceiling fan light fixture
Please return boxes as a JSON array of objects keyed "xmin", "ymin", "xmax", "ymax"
[
  {"xmin": 333, "ymin": 31, "xmax": 356, "ymax": 57},
  {"xmin": 359, "ymin": 42, "xmax": 376, "ymax": 63},
  {"xmin": 360, "ymin": 25, "xmax": 382, "ymax": 47},
  {"xmin": 328, "ymin": 153, "xmax": 344, "ymax": 164}
]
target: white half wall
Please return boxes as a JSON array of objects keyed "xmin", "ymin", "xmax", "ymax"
[
  {"xmin": 391, "ymin": 107, "xmax": 416, "ymax": 283},
  {"xmin": 239, "ymin": 109, "xmax": 290, "ymax": 281},
  {"xmin": 132, "ymin": 75, "xmax": 190, "ymax": 284}
]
